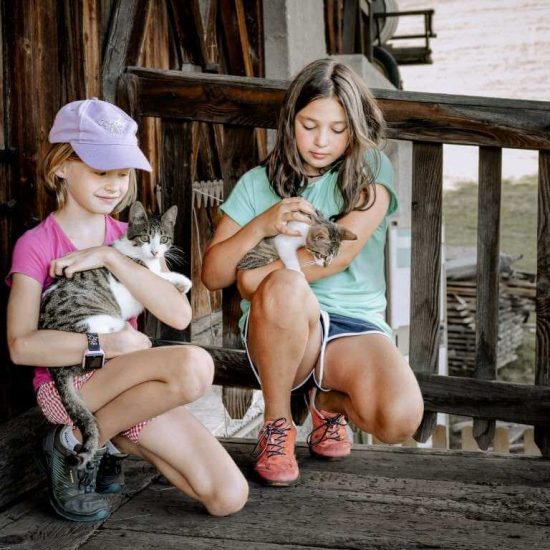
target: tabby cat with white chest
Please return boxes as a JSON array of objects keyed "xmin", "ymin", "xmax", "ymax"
[
  {"xmin": 39, "ymin": 201, "xmax": 192, "ymax": 467},
  {"xmin": 237, "ymin": 209, "xmax": 357, "ymax": 272}
]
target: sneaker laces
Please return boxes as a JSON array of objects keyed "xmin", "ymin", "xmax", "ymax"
[
  {"xmin": 307, "ymin": 413, "xmax": 348, "ymax": 448},
  {"xmin": 77, "ymin": 464, "xmax": 96, "ymax": 493},
  {"xmin": 252, "ymin": 418, "xmax": 292, "ymax": 459}
]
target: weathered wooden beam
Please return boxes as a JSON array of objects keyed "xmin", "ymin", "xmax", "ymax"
[
  {"xmin": 153, "ymin": 341, "xmax": 550, "ymax": 428},
  {"xmin": 59, "ymin": 0, "xmax": 87, "ymax": 102},
  {"xmin": 473, "ymin": 146, "xmax": 502, "ymax": 450},
  {"xmin": 536, "ymin": 150, "xmax": 550, "ymax": 456},
  {"xmin": 219, "ymin": 125, "xmax": 257, "ymax": 418},
  {"xmin": 410, "ymin": 142, "xmax": 442, "ymax": 442},
  {"xmin": 167, "ymin": 0, "xmax": 207, "ymax": 67},
  {"xmin": 155, "ymin": 119, "xmax": 194, "ymax": 342},
  {"xmin": 102, "ymin": 0, "xmax": 152, "ymax": 102},
  {"xmin": 125, "ymin": 67, "xmax": 550, "ymax": 150}
]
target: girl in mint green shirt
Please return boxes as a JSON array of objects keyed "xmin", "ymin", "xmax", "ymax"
[{"xmin": 202, "ymin": 58, "xmax": 423, "ymax": 487}]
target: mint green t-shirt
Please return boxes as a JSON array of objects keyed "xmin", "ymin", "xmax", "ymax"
[{"xmin": 220, "ymin": 150, "xmax": 398, "ymax": 336}]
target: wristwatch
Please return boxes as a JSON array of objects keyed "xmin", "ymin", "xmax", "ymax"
[{"xmin": 82, "ymin": 332, "xmax": 105, "ymax": 370}]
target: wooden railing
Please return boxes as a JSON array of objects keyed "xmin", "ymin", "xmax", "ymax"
[{"xmin": 119, "ymin": 66, "xmax": 550, "ymax": 456}]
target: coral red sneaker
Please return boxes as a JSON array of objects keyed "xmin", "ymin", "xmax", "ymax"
[
  {"xmin": 307, "ymin": 388, "xmax": 352, "ymax": 460},
  {"xmin": 252, "ymin": 418, "xmax": 299, "ymax": 487}
]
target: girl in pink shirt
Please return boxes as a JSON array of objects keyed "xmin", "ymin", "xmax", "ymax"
[{"xmin": 6, "ymin": 99, "xmax": 247, "ymax": 522}]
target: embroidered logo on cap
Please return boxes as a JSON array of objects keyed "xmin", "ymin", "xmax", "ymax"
[{"xmin": 97, "ymin": 118, "xmax": 126, "ymax": 135}]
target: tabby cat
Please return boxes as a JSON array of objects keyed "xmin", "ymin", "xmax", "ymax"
[
  {"xmin": 237, "ymin": 209, "xmax": 357, "ymax": 272},
  {"xmin": 39, "ymin": 201, "xmax": 192, "ymax": 467}
]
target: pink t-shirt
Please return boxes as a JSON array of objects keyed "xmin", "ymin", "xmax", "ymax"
[{"xmin": 6, "ymin": 213, "xmax": 136, "ymax": 391}]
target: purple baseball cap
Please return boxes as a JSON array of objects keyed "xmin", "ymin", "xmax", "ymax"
[{"xmin": 49, "ymin": 98, "xmax": 152, "ymax": 172}]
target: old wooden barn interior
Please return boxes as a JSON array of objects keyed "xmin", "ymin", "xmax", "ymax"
[{"xmin": 1, "ymin": 1, "xmax": 550, "ymax": 548}]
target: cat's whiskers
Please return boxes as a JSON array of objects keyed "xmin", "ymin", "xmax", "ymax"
[{"xmin": 164, "ymin": 246, "xmax": 187, "ymax": 268}]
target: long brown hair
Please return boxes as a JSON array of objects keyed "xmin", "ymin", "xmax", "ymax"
[{"xmin": 265, "ymin": 58, "xmax": 386, "ymax": 219}]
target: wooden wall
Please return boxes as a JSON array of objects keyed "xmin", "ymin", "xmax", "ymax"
[{"xmin": 0, "ymin": 0, "xmax": 264, "ymax": 422}]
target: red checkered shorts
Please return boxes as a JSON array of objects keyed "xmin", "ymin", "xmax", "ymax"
[{"xmin": 36, "ymin": 371, "xmax": 153, "ymax": 443}]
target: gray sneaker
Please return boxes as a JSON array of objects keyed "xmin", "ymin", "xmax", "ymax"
[
  {"xmin": 96, "ymin": 451, "xmax": 127, "ymax": 494},
  {"xmin": 40, "ymin": 425, "xmax": 110, "ymax": 522}
]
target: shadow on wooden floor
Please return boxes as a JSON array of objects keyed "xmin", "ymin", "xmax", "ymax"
[{"xmin": 2, "ymin": 439, "xmax": 550, "ymax": 549}]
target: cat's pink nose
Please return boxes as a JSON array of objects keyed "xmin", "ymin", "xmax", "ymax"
[{"xmin": 151, "ymin": 250, "xmax": 158, "ymax": 256}]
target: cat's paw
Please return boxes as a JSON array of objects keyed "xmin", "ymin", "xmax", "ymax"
[
  {"xmin": 160, "ymin": 272, "xmax": 192, "ymax": 294},
  {"xmin": 174, "ymin": 278, "xmax": 193, "ymax": 294}
]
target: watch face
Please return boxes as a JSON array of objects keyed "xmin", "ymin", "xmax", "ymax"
[{"xmin": 84, "ymin": 352, "xmax": 105, "ymax": 370}]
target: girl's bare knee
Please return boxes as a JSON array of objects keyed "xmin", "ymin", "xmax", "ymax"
[
  {"xmin": 203, "ymin": 476, "xmax": 249, "ymax": 517},
  {"xmin": 252, "ymin": 269, "xmax": 317, "ymax": 324},
  {"xmin": 373, "ymin": 397, "xmax": 424, "ymax": 444},
  {"xmin": 165, "ymin": 346, "xmax": 214, "ymax": 403}
]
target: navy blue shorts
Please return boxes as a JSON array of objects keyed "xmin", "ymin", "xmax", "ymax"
[{"xmin": 242, "ymin": 309, "xmax": 390, "ymax": 392}]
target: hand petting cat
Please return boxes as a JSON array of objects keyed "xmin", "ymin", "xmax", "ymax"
[
  {"xmin": 49, "ymin": 246, "xmax": 118, "ymax": 279},
  {"xmin": 257, "ymin": 197, "xmax": 316, "ymax": 237}
]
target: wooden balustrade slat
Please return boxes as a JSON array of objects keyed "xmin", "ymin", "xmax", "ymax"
[
  {"xmin": 536, "ymin": 150, "xmax": 550, "ymax": 456},
  {"xmin": 473, "ymin": 146, "xmax": 502, "ymax": 450},
  {"xmin": 409, "ymin": 142, "xmax": 443, "ymax": 442},
  {"xmin": 125, "ymin": 67, "xmax": 550, "ymax": 150}
]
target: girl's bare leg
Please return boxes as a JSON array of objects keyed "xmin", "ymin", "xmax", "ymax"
[
  {"xmin": 247, "ymin": 269, "xmax": 322, "ymax": 421},
  {"xmin": 113, "ymin": 407, "xmax": 249, "ymax": 517},
  {"xmin": 79, "ymin": 345, "xmax": 214, "ymax": 445},
  {"xmin": 319, "ymin": 334, "xmax": 424, "ymax": 443}
]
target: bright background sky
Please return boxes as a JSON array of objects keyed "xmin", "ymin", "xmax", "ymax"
[{"xmin": 393, "ymin": 0, "xmax": 549, "ymax": 186}]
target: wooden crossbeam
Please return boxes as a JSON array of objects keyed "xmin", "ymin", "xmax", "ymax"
[
  {"xmin": 152, "ymin": 341, "xmax": 550, "ymax": 427},
  {"xmin": 123, "ymin": 67, "xmax": 550, "ymax": 150}
]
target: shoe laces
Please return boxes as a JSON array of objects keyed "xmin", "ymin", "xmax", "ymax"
[
  {"xmin": 252, "ymin": 418, "xmax": 292, "ymax": 459},
  {"xmin": 77, "ymin": 463, "xmax": 96, "ymax": 493},
  {"xmin": 307, "ymin": 413, "xmax": 347, "ymax": 448}
]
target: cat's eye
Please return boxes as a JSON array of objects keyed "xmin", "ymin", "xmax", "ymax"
[
  {"xmin": 160, "ymin": 236, "xmax": 169, "ymax": 244},
  {"xmin": 140, "ymin": 235, "xmax": 150, "ymax": 243}
]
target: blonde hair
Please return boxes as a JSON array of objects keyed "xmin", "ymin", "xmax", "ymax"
[{"xmin": 41, "ymin": 143, "xmax": 137, "ymax": 212}]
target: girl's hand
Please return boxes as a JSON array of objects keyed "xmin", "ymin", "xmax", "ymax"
[
  {"xmin": 258, "ymin": 198, "xmax": 316, "ymax": 237},
  {"xmin": 101, "ymin": 323, "xmax": 152, "ymax": 358},
  {"xmin": 49, "ymin": 246, "xmax": 117, "ymax": 279}
]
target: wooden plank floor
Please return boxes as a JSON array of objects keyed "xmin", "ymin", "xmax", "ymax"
[{"xmin": 2, "ymin": 440, "xmax": 550, "ymax": 549}]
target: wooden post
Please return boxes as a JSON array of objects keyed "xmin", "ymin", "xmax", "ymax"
[
  {"xmin": 461, "ymin": 425, "xmax": 479, "ymax": 451},
  {"xmin": 473, "ymin": 146, "xmax": 502, "ymax": 449},
  {"xmin": 220, "ymin": 125, "xmax": 257, "ymax": 418},
  {"xmin": 432, "ymin": 424, "xmax": 449, "ymax": 449},
  {"xmin": 410, "ymin": 142, "xmax": 443, "ymax": 442},
  {"xmin": 493, "ymin": 426, "xmax": 509, "ymax": 454},
  {"xmin": 217, "ymin": 2, "xmax": 264, "ymax": 419},
  {"xmin": 102, "ymin": 0, "xmax": 152, "ymax": 102},
  {"xmin": 535, "ymin": 150, "xmax": 550, "ymax": 457},
  {"xmin": 156, "ymin": 119, "xmax": 194, "ymax": 342}
]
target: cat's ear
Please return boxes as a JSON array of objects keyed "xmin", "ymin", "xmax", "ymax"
[
  {"xmin": 339, "ymin": 226, "xmax": 357, "ymax": 241},
  {"xmin": 161, "ymin": 205, "xmax": 178, "ymax": 229},
  {"xmin": 129, "ymin": 201, "xmax": 148, "ymax": 226},
  {"xmin": 310, "ymin": 226, "xmax": 330, "ymax": 241}
]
